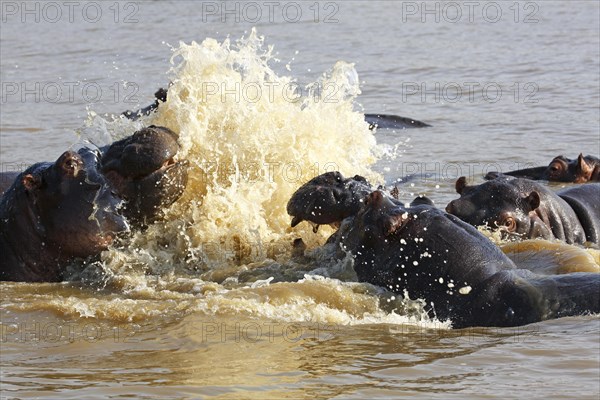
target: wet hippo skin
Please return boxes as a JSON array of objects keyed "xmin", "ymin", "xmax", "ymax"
[
  {"xmin": 0, "ymin": 149, "xmax": 129, "ymax": 282},
  {"xmin": 0, "ymin": 126, "xmax": 189, "ymax": 282},
  {"xmin": 338, "ymin": 192, "xmax": 599, "ymax": 327},
  {"xmin": 486, "ymin": 154, "xmax": 600, "ymax": 183},
  {"xmin": 0, "ymin": 126, "xmax": 189, "ymax": 228},
  {"xmin": 286, "ymin": 171, "xmax": 434, "ymax": 232},
  {"xmin": 286, "ymin": 171, "xmax": 373, "ymax": 230},
  {"xmin": 100, "ymin": 125, "xmax": 189, "ymax": 227},
  {"xmin": 287, "ymin": 175, "xmax": 600, "ymax": 328},
  {"xmin": 446, "ymin": 176, "xmax": 600, "ymax": 246}
]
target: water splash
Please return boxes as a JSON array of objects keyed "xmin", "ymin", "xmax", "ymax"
[
  {"xmin": 114, "ymin": 29, "xmax": 381, "ymax": 273},
  {"xmin": 14, "ymin": 30, "xmax": 434, "ymax": 328}
]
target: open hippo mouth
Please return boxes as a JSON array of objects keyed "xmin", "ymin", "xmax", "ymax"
[
  {"xmin": 156, "ymin": 156, "xmax": 188, "ymax": 178},
  {"xmin": 128, "ymin": 155, "xmax": 189, "ymax": 188},
  {"xmin": 100, "ymin": 126, "xmax": 189, "ymax": 226}
]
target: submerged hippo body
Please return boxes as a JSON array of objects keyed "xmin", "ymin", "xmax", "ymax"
[
  {"xmin": 124, "ymin": 86, "xmax": 430, "ymax": 130},
  {"xmin": 121, "ymin": 87, "xmax": 168, "ymax": 121},
  {"xmin": 446, "ymin": 176, "xmax": 600, "ymax": 246},
  {"xmin": 363, "ymin": 114, "xmax": 430, "ymax": 130},
  {"xmin": 0, "ymin": 149, "xmax": 129, "ymax": 282},
  {"xmin": 100, "ymin": 125, "xmax": 189, "ymax": 226},
  {"xmin": 334, "ymin": 191, "xmax": 600, "ymax": 327},
  {"xmin": 486, "ymin": 154, "xmax": 600, "ymax": 183}
]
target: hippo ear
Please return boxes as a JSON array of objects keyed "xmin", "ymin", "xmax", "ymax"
[
  {"xmin": 382, "ymin": 212, "xmax": 408, "ymax": 236},
  {"xmin": 576, "ymin": 153, "xmax": 592, "ymax": 181},
  {"xmin": 22, "ymin": 174, "xmax": 41, "ymax": 192},
  {"xmin": 455, "ymin": 176, "xmax": 467, "ymax": 194},
  {"xmin": 57, "ymin": 151, "xmax": 84, "ymax": 177},
  {"xmin": 524, "ymin": 191, "xmax": 541, "ymax": 211}
]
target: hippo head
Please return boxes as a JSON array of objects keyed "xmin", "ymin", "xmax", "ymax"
[
  {"xmin": 101, "ymin": 125, "xmax": 189, "ymax": 226},
  {"xmin": 446, "ymin": 176, "xmax": 551, "ymax": 240},
  {"xmin": 544, "ymin": 154, "xmax": 597, "ymax": 183},
  {"xmin": 339, "ymin": 191, "xmax": 512, "ymax": 311},
  {"xmin": 287, "ymin": 171, "xmax": 373, "ymax": 230},
  {"xmin": 18, "ymin": 148, "xmax": 129, "ymax": 258}
]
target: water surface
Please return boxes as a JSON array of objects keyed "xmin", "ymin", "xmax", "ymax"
[{"xmin": 1, "ymin": 1, "xmax": 599, "ymax": 399}]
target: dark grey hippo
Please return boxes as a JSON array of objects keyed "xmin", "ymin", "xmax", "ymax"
[
  {"xmin": 446, "ymin": 176, "xmax": 600, "ymax": 246},
  {"xmin": 0, "ymin": 126, "xmax": 190, "ymax": 282},
  {"xmin": 100, "ymin": 125, "xmax": 189, "ymax": 227},
  {"xmin": 486, "ymin": 154, "xmax": 600, "ymax": 183},
  {"xmin": 286, "ymin": 171, "xmax": 373, "ymax": 231},
  {"xmin": 336, "ymin": 190, "xmax": 600, "ymax": 328},
  {"xmin": 0, "ymin": 171, "xmax": 19, "ymax": 195},
  {"xmin": 123, "ymin": 86, "xmax": 430, "ymax": 130},
  {"xmin": 286, "ymin": 171, "xmax": 433, "ymax": 231},
  {"xmin": 0, "ymin": 149, "xmax": 129, "ymax": 282},
  {"xmin": 0, "ymin": 126, "xmax": 189, "ymax": 228},
  {"xmin": 287, "ymin": 173, "xmax": 600, "ymax": 327}
]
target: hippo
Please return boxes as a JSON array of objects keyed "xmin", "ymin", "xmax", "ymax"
[
  {"xmin": 121, "ymin": 87, "xmax": 168, "ymax": 121},
  {"xmin": 287, "ymin": 173, "xmax": 600, "ymax": 327},
  {"xmin": 0, "ymin": 149, "xmax": 129, "ymax": 282},
  {"xmin": 0, "ymin": 126, "xmax": 189, "ymax": 228},
  {"xmin": 363, "ymin": 113, "xmax": 430, "ymax": 130},
  {"xmin": 100, "ymin": 125, "xmax": 189, "ymax": 226},
  {"xmin": 486, "ymin": 154, "xmax": 600, "ymax": 183},
  {"xmin": 286, "ymin": 172, "xmax": 373, "ymax": 231},
  {"xmin": 334, "ymin": 190, "xmax": 600, "ymax": 328},
  {"xmin": 286, "ymin": 172, "xmax": 434, "ymax": 232},
  {"xmin": 0, "ymin": 171, "xmax": 19, "ymax": 195},
  {"xmin": 446, "ymin": 176, "xmax": 600, "ymax": 246},
  {"xmin": 123, "ymin": 86, "xmax": 430, "ymax": 130}
]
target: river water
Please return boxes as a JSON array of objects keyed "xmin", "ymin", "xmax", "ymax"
[{"xmin": 1, "ymin": 1, "xmax": 599, "ymax": 399}]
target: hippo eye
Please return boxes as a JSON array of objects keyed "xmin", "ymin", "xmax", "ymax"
[
  {"xmin": 548, "ymin": 163, "xmax": 563, "ymax": 176},
  {"xmin": 499, "ymin": 217, "xmax": 516, "ymax": 232}
]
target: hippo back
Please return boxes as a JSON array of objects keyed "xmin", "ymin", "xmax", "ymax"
[{"xmin": 558, "ymin": 184, "xmax": 600, "ymax": 245}]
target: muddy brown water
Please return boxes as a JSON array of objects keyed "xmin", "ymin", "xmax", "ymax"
[{"xmin": 1, "ymin": 2, "xmax": 599, "ymax": 399}]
